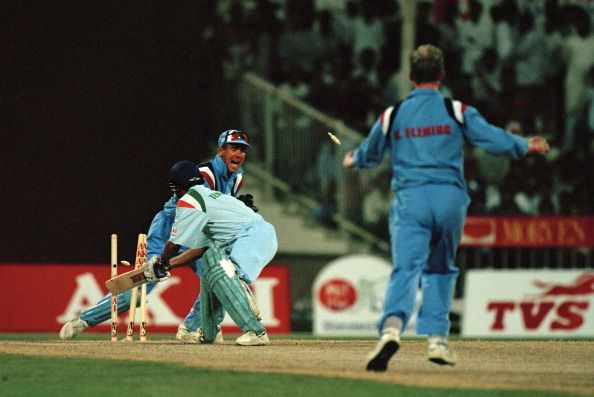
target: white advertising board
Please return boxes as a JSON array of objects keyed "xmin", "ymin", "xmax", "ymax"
[
  {"xmin": 463, "ymin": 269, "xmax": 594, "ymax": 337},
  {"xmin": 312, "ymin": 254, "xmax": 422, "ymax": 336}
]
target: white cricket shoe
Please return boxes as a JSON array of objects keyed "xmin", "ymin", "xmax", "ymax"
[
  {"xmin": 235, "ymin": 330, "xmax": 270, "ymax": 346},
  {"xmin": 176, "ymin": 323, "xmax": 223, "ymax": 344},
  {"xmin": 427, "ymin": 336, "xmax": 457, "ymax": 365},
  {"xmin": 365, "ymin": 327, "xmax": 400, "ymax": 372},
  {"xmin": 59, "ymin": 317, "xmax": 89, "ymax": 340}
]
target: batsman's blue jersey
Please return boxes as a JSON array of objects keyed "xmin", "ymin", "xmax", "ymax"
[
  {"xmin": 171, "ymin": 185, "xmax": 277, "ymax": 283},
  {"xmin": 353, "ymin": 88, "xmax": 528, "ymax": 192}
]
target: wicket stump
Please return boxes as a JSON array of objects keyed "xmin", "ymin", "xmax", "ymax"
[
  {"xmin": 110, "ymin": 234, "xmax": 118, "ymax": 342},
  {"xmin": 126, "ymin": 233, "xmax": 148, "ymax": 342}
]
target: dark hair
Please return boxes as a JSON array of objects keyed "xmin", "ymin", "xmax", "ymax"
[{"xmin": 410, "ymin": 44, "xmax": 444, "ymax": 83}]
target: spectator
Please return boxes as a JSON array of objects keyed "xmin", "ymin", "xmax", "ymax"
[
  {"xmin": 378, "ymin": 0, "xmax": 401, "ymax": 84},
  {"xmin": 456, "ymin": 0, "xmax": 492, "ymax": 79},
  {"xmin": 435, "ymin": 1, "xmax": 461, "ymax": 59},
  {"xmin": 277, "ymin": 0, "xmax": 323, "ymax": 78},
  {"xmin": 514, "ymin": 10, "xmax": 548, "ymax": 132},
  {"xmin": 352, "ymin": 47, "xmax": 380, "ymax": 90},
  {"xmin": 541, "ymin": 0, "xmax": 566, "ymax": 137},
  {"xmin": 572, "ymin": 65, "xmax": 594, "ymax": 163},
  {"xmin": 439, "ymin": 50, "xmax": 473, "ymax": 104},
  {"xmin": 490, "ymin": 0, "xmax": 519, "ymax": 117},
  {"xmin": 471, "ymin": 48, "xmax": 504, "ymax": 124},
  {"xmin": 464, "ymin": 156, "xmax": 488, "ymax": 214},
  {"xmin": 351, "ymin": 1, "xmax": 385, "ymax": 66},
  {"xmin": 307, "ymin": 56, "xmax": 341, "ymax": 115},
  {"xmin": 476, "ymin": 120, "xmax": 527, "ymax": 213},
  {"xmin": 415, "ymin": 1, "xmax": 440, "ymax": 47},
  {"xmin": 490, "ymin": 0, "xmax": 518, "ymax": 65},
  {"xmin": 334, "ymin": 0, "xmax": 360, "ymax": 60},
  {"xmin": 314, "ymin": 10, "xmax": 341, "ymax": 57},
  {"xmin": 504, "ymin": 152, "xmax": 557, "ymax": 216},
  {"xmin": 560, "ymin": 5, "xmax": 594, "ymax": 154},
  {"xmin": 245, "ymin": 0, "xmax": 284, "ymax": 81},
  {"xmin": 279, "ymin": 67, "xmax": 310, "ymax": 103}
]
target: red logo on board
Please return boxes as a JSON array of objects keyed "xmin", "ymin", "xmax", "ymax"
[
  {"xmin": 318, "ymin": 279, "xmax": 357, "ymax": 311},
  {"xmin": 533, "ymin": 273, "xmax": 594, "ymax": 297}
]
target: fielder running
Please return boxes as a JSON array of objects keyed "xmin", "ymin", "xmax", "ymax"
[{"xmin": 343, "ymin": 44, "xmax": 550, "ymax": 371}]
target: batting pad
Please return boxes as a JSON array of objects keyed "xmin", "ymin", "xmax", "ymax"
[
  {"xmin": 202, "ymin": 248, "xmax": 265, "ymax": 334},
  {"xmin": 200, "ymin": 279, "xmax": 223, "ymax": 343}
]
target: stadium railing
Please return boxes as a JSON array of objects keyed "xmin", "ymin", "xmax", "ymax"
[{"xmin": 235, "ymin": 72, "xmax": 593, "ymax": 270}]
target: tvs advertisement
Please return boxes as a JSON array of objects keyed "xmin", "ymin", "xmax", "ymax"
[
  {"xmin": 463, "ymin": 270, "xmax": 594, "ymax": 337},
  {"xmin": 0, "ymin": 263, "xmax": 291, "ymax": 334}
]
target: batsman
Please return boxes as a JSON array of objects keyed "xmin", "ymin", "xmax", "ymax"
[{"xmin": 144, "ymin": 179, "xmax": 278, "ymax": 345}]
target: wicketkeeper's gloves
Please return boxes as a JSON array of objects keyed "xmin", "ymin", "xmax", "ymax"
[{"xmin": 237, "ymin": 194, "xmax": 259, "ymax": 212}]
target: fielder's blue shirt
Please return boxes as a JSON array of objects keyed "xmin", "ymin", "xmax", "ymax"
[{"xmin": 353, "ymin": 88, "xmax": 528, "ymax": 192}]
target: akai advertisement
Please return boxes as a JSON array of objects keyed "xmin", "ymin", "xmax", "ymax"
[{"xmin": 0, "ymin": 263, "xmax": 291, "ymax": 334}]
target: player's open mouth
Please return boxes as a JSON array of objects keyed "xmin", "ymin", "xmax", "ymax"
[{"xmin": 231, "ymin": 159, "xmax": 241, "ymax": 165}]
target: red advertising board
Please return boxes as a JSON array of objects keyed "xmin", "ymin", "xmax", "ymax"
[
  {"xmin": 0, "ymin": 263, "xmax": 291, "ymax": 334},
  {"xmin": 460, "ymin": 216, "xmax": 594, "ymax": 248}
]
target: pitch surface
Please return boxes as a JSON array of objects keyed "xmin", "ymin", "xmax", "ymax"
[{"xmin": 1, "ymin": 338, "xmax": 592, "ymax": 395}]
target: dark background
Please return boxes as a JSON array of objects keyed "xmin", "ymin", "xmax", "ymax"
[{"xmin": 3, "ymin": 2, "xmax": 226, "ymax": 262}]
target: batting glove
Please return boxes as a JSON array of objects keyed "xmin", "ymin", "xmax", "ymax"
[{"xmin": 143, "ymin": 255, "xmax": 171, "ymax": 282}]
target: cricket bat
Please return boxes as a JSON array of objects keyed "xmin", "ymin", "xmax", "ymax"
[{"xmin": 105, "ymin": 266, "xmax": 148, "ymax": 295}]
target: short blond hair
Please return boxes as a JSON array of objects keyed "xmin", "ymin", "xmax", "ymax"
[{"xmin": 410, "ymin": 44, "xmax": 444, "ymax": 83}]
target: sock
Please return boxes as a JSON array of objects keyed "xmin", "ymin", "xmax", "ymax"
[{"xmin": 382, "ymin": 316, "xmax": 403, "ymax": 333}]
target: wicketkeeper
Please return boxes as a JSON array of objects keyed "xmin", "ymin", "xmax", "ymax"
[{"xmin": 176, "ymin": 130, "xmax": 258, "ymax": 343}]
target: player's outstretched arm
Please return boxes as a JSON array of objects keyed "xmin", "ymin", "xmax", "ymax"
[{"xmin": 527, "ymin": 136, "xmax": 550, "ymax": 154}]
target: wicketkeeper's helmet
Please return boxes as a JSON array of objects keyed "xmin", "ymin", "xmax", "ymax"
[{"xmin": 169, "ymin": 160, "xmax": 202, "ymax": 193}]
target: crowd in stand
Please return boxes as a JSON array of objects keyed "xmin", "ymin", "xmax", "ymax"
[{"xmin": 201, "ymin": 0, "xmax": 593, "ymax": 217}]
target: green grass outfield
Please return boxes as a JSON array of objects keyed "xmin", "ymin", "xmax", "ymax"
[{"xmin": 0, "ymin": 334, "xmax": 588, "ymax": 397}]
